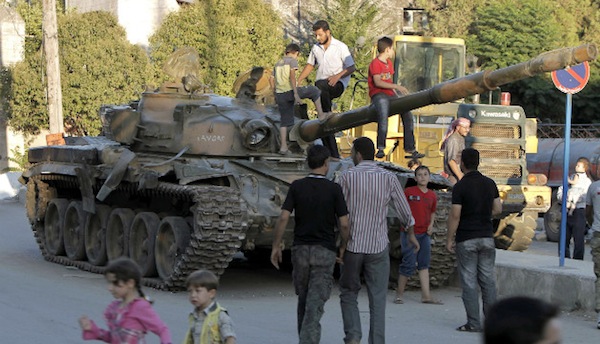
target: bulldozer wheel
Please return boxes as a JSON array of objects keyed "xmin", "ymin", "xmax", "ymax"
[
  {"xmin": 63, "ymin": 201, "xmax": 87, "ymax": 260},
  {"xmin": 543, "ymin": 202, "xmax": 561, "ymax": 242},
  {"xmin": 494, "ymin": 212, "xmax": 537, "ymax": 251},
  {"xmin": 155, "ymin": 217, "xmax": 191, "ymax": 281},
  {"xmin": 44, "ymin": 198, "xmax": 69, "ymax": 256},
  {"xmin": 85, "ymin": 204, "xmax": 112, "ymax": 266},
  {"xmin": 106, "ymin": 208, "xmax": 135, "ymax": 261},
  {"xmin": 129, "ymin": 212, "xmax": 160, "ymax": 277}
]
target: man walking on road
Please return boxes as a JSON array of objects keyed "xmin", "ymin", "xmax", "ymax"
[
  {"xmin": 446, "ymin": 148, "xmax": 502, "ymax": 332},
  {"xmin": 297, "ymin": 20, "xmax": 356, "ymax": 159},
  {"xmin": 271, "ymin": 144, "xmax": 349, "ymax": 343},
  {"xmin": 338, "ymin": 136, "xmax": 418, "ymax": 344},
  {"xmin": 586, "ymin": 178, "xmax": 600, "ymax": 329}
]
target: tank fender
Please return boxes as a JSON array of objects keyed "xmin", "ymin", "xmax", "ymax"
[
  {"xmin": 21, "ymin": 162, "xmax": 79, "ymax": 179},
  {"xmin": 173, "ymin": 161, "xmax": 231, "ymax": 185},
  {"xmin": 96, "ymin": 148, "xmax": 136, "ymax": 201},
  {"xmin": 74, "ymin": 165, "xmax": 96, "ymax": 213}
]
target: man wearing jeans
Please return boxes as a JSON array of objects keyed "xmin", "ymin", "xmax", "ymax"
[
  {"xmin": 446, "ymin": 148, "xmax": 502, "ymax": 332},
  {"xmin": 338, "ymin": 137, "xmax": 418, "ymax": 344}
]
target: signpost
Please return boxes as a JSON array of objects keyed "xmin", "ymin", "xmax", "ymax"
[{"xmin": 551, "ymin": 61, "xmax": 590, "ymax": 267}]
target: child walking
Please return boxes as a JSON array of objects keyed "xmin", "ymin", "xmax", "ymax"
[
  {"xmin": 273, "ymin": 43, "xmax": 326, "ymax": 154},
  {"xmin": 78, "ymin": 257, "xmax": 172, "ymax": 344},
  {"xmin": 184, "ymin": 269, "xmax": 236, "ymax": 344},
  {"xmin": 395, "ymin": 165, "xmax": 443, "ymax": 305}
]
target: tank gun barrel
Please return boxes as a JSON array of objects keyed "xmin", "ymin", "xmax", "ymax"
[{"xmin": 295, "ymin": 44, "xmax": 597, "ymax": 142}]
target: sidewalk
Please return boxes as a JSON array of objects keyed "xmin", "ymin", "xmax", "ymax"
[{"xmin": 494, "ymin": 249, "xmax": 596, "ymax": 311}]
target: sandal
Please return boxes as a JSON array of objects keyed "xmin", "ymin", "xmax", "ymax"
[
  {"xmin": 421, "ymin": 299, "xmax": 444, "ymax": 305},
  {"xmin": 278, "ymin": 150, "xmax": 292, "ymax": 156},
  {"xmin": 456, "ymin": 324, "xmax": 481, "ymax": 333},
  {"xmin": 393, "ymin": 297, "xmax": 403, "ymax": 304}
]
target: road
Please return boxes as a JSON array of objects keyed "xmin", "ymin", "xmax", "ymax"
[{"xmin": 0, "ymin": 200, "xmax": 597, "ymax": 343}]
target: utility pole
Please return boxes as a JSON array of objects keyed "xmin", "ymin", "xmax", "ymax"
[{"xmin": 42, "ymin": 0, "xmax": 64, "ymax": 137}]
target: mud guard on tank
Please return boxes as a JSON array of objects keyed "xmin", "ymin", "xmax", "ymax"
[
  {"xmin": 75, "ymin": 166, "xmax": 96, "ymax": 213},
  {"xmin": 96, "ymin": 149, "xmax": 136, "ymax": 201}
]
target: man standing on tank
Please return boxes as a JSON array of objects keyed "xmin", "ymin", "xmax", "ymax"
[
  {"xmin": 297, "ymin": 20, "xmax": 356, "ymax": 159},
  {"xmin": 446, "ymin": 148, "xmax": 502, "ymax": 333}
]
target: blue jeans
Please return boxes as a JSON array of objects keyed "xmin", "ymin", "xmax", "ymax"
[
  {"xmin": 455, "ymin": 237, "xmax": 497, "ymax": 330},
  {"xmin": 371, "ymin": 93, "xmax": 415, "ymax": 152},
  {"xmin": 399, "ymin": 232, "xmax": 431, "ymax": 276},
  {"xmin": 292, "ymin": 245, "xmax": 337, "ymax": 344},
  {"xmin": 339, "ymin": 247, "xmax": 389, "ymax": 344}
]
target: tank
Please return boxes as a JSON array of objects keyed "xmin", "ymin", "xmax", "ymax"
[{"xmin": 20, "ymin": 44, "xmax": 596, "ymax": 290}]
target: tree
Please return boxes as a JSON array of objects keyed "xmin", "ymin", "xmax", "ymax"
[
  {"xmin": 149, "ymin": 0, "xmax": 284, "ymax": 96},
  {"xmin": 465, "ymin": 0, "xmax": 564, "ymax": 119},
  {"xmin": 6, "ymin": 3, "xmax": 152, "ymax": 136},
  {"xmin": 415, "ymin": 0, "xmax": 480, "ymax": 38},
  {"xmin": 416, "ymin": 0, "xmax": 600, "ymax": 123}
]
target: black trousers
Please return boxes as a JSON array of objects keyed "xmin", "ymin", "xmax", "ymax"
[
  {"xmin": 560, "ymin": 208, "xmax": 587, "ymax": 260},
  {"xmin": 315, "ymin": 79, "xmax": 345, "ymax": 158}
]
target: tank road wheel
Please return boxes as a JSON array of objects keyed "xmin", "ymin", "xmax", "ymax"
[
  {"xmin": 129, "ymin": 212, "xmax": 160, "ymax": 277},
  {"xmin": 44, "ymin": 199, "xmax": 69, "ymax": 256},
  {"xmin": 63, "ymin": 201, "xmax": 87, "ymax": 260},
  {"xmin": 84, "ymin": 205, "xmax": 112, "ymax": 266},
  {"xmin": 155, "ymin": 217, "xmax": 191, "ymax": 281},
  {"xmin": 543, "ymin": 202, "xmax": 561, "ymax": 242},
  {"xmin": 106, "ymin": 208, "xmax": 135, "ymax": 261},
  {"xmin": 494, "ymin": 212, "xmax": 537, "ymax": 251}
]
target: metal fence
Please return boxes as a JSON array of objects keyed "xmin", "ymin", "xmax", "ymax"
[{"xmin": 537, "ymin": 123, "xmax": 600, "ymax": 138}]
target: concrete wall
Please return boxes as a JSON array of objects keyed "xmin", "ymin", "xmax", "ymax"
[
  {"xmin": 0, "ymin": 4, "xmax": 25, "ymax": 172},
  {"xmin": 0, "ymin": 6, "xmax": 24, "ymax": 66},
  {"xmin": 66, "ymin": 0, "xmax": 179, "ymax": 48}
]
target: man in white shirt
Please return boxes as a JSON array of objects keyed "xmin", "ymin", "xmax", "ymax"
[{"xmin": 297, "ymin": 20, "xmax": 356, "ymax": 158}]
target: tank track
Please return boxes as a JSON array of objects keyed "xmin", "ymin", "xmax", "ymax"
[
  {"xmin": 26, "ymin": 174, "xmax": 248, "ymax": 291},
  {"xmin": 423, "ymin": 191, "xmax": 455, "ymax": 288}
]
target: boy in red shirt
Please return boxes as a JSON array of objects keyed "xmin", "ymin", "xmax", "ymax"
[
  {"xmin": 394, "ymin": 165, "xmax": 443, "ymax": 305},
  {"xmin": 368, "ymin": 36, "xmax": 424, "ymax": 160}
]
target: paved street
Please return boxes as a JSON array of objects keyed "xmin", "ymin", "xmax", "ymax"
[{"xmin": 0, "ymin": 200, "xmax": 597, "ymax": 343}]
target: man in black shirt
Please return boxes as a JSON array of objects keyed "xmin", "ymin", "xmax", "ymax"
[
  {"xmin": 446, "ymin": 148, "xmax": 502, "ymax": 333},
  {"xmin": 271, "ymin": 144, "xmax": 349, "ymax": 344}
]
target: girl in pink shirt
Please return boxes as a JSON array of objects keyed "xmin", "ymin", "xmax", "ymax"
[{"xmin": 79, "ymin": 257, "xmax": 172, "ymax": 344}]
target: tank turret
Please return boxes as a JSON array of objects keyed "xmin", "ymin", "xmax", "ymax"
[{"xmin": 293, "ymin": 44, "xmax": 597, "ymax": 143}]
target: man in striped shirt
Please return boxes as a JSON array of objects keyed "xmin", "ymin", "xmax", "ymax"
[{"xmin": 338, "ymin": 136, "xmax": 419, "ymax": 344}]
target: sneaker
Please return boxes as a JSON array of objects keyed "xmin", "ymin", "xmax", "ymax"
[
  {"xmin": 405, "ymin": 150, "xmax": 425, "ymax": 159},
  {"xmin": 376, "ymin": 149, "xmax": 385, "ymax": 159}
]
